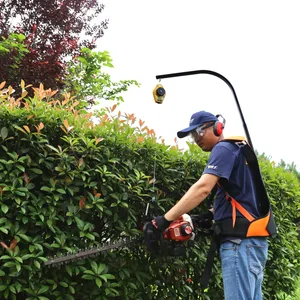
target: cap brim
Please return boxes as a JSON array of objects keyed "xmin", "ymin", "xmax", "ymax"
[{"xmin": 177, "ymin": 124, "xmax": 199, "ymax": 138}]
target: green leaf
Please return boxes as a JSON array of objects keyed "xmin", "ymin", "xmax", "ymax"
[
  {"xmin": 37, "ymin": 256, "xmax": 47, "ymax": 262},
  {"xmin": 90, "ymin": 261, "xmax": 98, "ymax": 273},
  {"xmin": 15, "ymin": 191, "xmax": 26, "ymax": 197},
  {"xmin": 57, "ymin": 189, "xmax": 66, "ymax": 194},
  {"xmin": 0, "ymin": 145, "xmax": 8, "ymax": 152},
  {"xmin": 38, "ymin": 285, "xmax": 49, "ymax": 295},
  {"xmin": 34, "ymin": 260, "xmax": 41, "ymax": 269},
  {"xmin": 30, "ymin": 168, "xmax": 43, "ymax": 174},
  {"xmin": 0, "ymin": 270, "xmax": 5, "ymax": 276},
  {"xmin": 100, "ymin": 273, "xmax": 115, "ymax": 281},
  {"xmin": 85, "ymin": 233, "xmax": 95, "ymax": 241},
  {"xmin": 41, "ymin": 186, "xmax": 51, "ymax": 192},
  {"xmin": 22, "ymin": 216, "xmax": 29, "ymax": 224},
  {"xmin": 119, "ymin": 270, "xmax": 125, "ymax": 280},
  {"xmin": 95, "ymin": 278, "xmax": 102, "ymax": 288},
  {"xmin": 0, "ymin": 255, "xmax": 11, "ymax": 260},
  {"xmin": 3, "ymin": 261, "xmax": 15, "ymax": 268},
  {"xmin": 66, "ymin": 265, "xmax": 72, "ymax": 276},
  {"xmin": 13, "ymin": 125, "xmax": 26, "ymax": 134},
  {"xmin": 16, "ymin": 165, "xmax": 25, "ymax": 172},
  {"xmin": 0, "ymin": 227, "xmax": 8, "ymax": 234},
  {"xmin": 119, "ymin": 202, "xmax": 128, "ymax": 208},
  {"xmin": 15, "ymin": 257, "xmax": 23, "ymax": 263},
  {"xmin": 82, "ymin": 274, "xmax": 95, "ymax": 280},
  {"xmin": 17, "ymin": 233, "xmax": 31, "ymax": 242},
  {"xmin": 128, "ymin": 282, "xmax": 137, "ymax": 289},
  {"xmin": 67, "ymin": 188, "xmax": 74, "ymax": 196},
  {"xmin": 18, "ymin": 156, "xmax": 28, "ymax": 162},
  {"xmin": 53, "ymin": 194, "xmax": 60, "ymax": 201},
  {"xmin": 16, "ymin": 262, "xmax": 21, "ymax": 272},
  {"xmin": 0, "ymin": 285, "xmax": 7, "ymax": 291},
  {"xmin": 9, "ymin": 285, "xmax": 16, "ymax": 294},
  {"xmin": 1, "ymin": 127, "xmax": 8, "ymax": 140},
  {"xmin": 97, "ymin": 263, "xmax": 106, "ymax": 274},
  {"xmin": 14, "ymin": 282, "xmax": 22, "ymax": 293},
  {"xmin": 59, "ymin": 281, "xmax": 69, "ymax": 287},
  {"xmin": 47, "ymin": 220, "xmax": 53, "ymax": 227},
  {"xmin": 74, "ymin": 217, "xmax": 84, "ymax": 228},
  {"xmin": 84, "ymin": 270, "xmax": 95, "ymax": 275},
  {"xmin": 1, "ymin": 204, "xmax": 9, "ymax": 214},
  {"xmin": 46, "ymin": 145, "xmax": 60, "ymax": 153},
  {"xmin": 22, "ymin": 254, "xmax": 33, "ymax": 260},
  {"xmin": 26, "ymin": 183, "xmax": 35, "ymax": 190},
  {"xmin": 69, "ymin": 285, "xmax": 75, "ymax": 294}
]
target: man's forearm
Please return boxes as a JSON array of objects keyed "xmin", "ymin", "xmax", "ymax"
[{"xmin": 164, "ymin": 183, "xmax": 210, "ymax": 221}]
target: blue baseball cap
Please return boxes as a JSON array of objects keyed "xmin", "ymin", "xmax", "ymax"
[{"xmin": 177, "ymin": 111, "xmax": 218, "ymax": 138}]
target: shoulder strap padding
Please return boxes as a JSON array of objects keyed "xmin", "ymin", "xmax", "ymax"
[{"xmin": 222, "ymin": 135, "xmax": 247, "ymax": 142}]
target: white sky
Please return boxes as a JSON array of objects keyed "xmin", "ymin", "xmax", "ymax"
[{"xmin": 97, "ymin": 0, "xmax": 300, "ymax": 170}]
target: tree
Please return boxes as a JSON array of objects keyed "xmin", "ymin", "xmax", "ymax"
[
  {"xmin": 0, "ymin": 0, "xmax": 108, "ymax": 92},
  {"xmin": 63, "ymin": 48, "xmax": 140, "ymax": 108},
  {"xmin": 278, "ymin": 159, "xmax": 300, "ymax": 181},
  {"xmin": 0, "ymin": 33, "xmax": 29, "ymax": 88}
]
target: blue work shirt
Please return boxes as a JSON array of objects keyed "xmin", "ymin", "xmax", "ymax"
[{"xmin": 203, "ymin": 140, "xmax": 261, "ymax": 221}]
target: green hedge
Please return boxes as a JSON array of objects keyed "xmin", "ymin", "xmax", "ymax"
[{"xmin": 0, "ymin": 84, "xmax": 299, "ymax": 299}]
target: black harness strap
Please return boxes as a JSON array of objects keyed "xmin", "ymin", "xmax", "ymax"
[{"xmin": 200, "ymin": 224, "xmax": 221, "ymax": 288}]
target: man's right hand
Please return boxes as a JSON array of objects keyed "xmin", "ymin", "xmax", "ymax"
[{"xmin": 152, "ymin": 215, "xmax": 172, "ymax": 231}]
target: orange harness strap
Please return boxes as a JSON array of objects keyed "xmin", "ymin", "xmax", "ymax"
[
  {"xmin": 217, "ymin": 182, "xmax": 255, "ymax": 227},
  {"xmin": 226, "ymin": 195, "xmax": 255, "ymax": 227}
]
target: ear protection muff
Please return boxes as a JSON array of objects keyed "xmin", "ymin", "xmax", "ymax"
[{"xmin": 213, "ymin": 114, "xmax": 226, "ymax": 136}]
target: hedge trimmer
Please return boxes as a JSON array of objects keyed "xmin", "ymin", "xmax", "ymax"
[
  {"xmin": 44, "ymin": 237, "xmax": 140, "ymax": 267},
  {"xmin": 44, "ymin": 213, "xmax": 213, "ymax": 267}
]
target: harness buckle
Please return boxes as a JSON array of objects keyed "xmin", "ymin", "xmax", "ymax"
[{"xmin": 235, "ymin": 140, "xmax": 247, "ymax": 147}]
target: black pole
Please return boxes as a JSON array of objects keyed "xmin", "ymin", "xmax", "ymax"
[{"xmin": 156, "ymin": 70, "xmax": 253, "ymax": 149}]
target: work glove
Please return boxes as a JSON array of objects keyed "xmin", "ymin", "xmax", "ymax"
[
  {"xmin": 152, "ymin": 215, "xmax": 172, "ymax": 231},
  {"xmin": 143, "ymin": 215, "xmax": 172, "ymax": 253}
]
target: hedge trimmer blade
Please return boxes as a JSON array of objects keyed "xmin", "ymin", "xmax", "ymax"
[{"xmin": 44, "ymin": 237, "xmax": 142, "ymax": 267}]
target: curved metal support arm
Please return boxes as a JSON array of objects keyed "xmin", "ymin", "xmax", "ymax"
[{"xmin": 156, "ymin": 70, "xmax": 253, "ymax": 149}]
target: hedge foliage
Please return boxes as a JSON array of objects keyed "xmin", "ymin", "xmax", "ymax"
[{"xmin": 0, "ymin": 82, "xmax": 299, "ymax": 299}]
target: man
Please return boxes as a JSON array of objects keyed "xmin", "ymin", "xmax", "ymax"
[{"xmin": 152, "ymin": 110, "xmax": 270, "ymax": 300}]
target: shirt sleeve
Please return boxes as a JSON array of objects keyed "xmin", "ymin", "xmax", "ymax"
[{"xmin": 203, "ymin": 144, "xmax": 237, "ymax": 180}]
